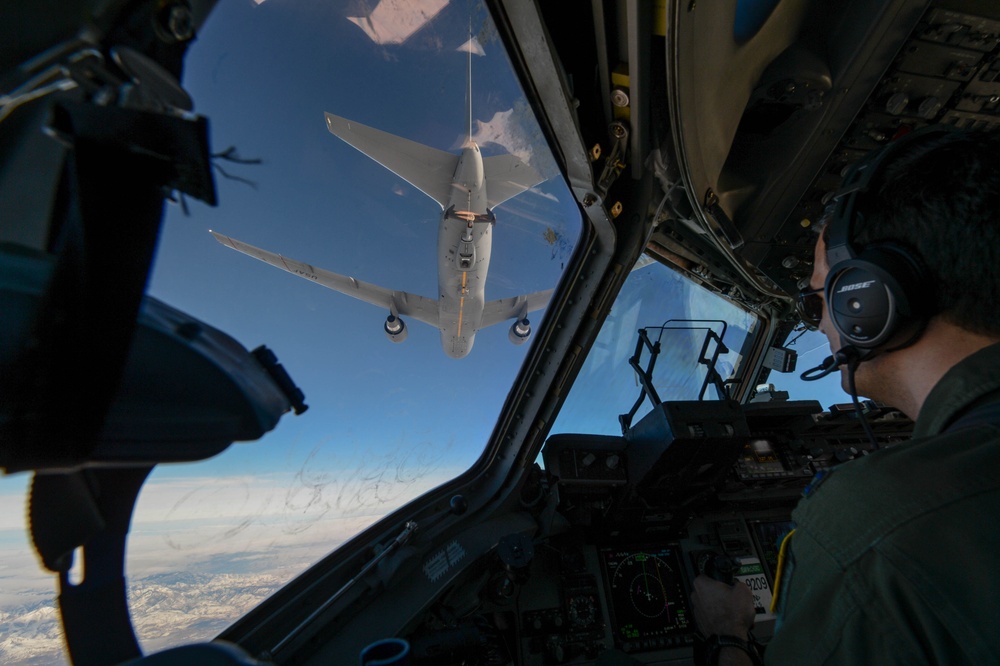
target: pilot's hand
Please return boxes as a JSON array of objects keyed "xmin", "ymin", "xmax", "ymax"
[{"xmin": 690, "ymin": 574, "xmax": 756, "ymax": 637}]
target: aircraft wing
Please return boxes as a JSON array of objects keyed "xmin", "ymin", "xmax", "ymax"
[
  {"xmin": 324, "ymin": 113, "xmax": 458, "ymax": 210},
  {"xmin": 480, "ymin": 288, "xmax": 554, "ymax": 328},
  {"xmin": 482, "ymin": 154, "xmax": 545, "ymax": 208},
  {"xmin": 210, "ymin": 232, "xmax": 441, "ymax": 328}
]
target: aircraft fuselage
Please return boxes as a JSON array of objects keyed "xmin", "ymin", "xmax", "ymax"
[{"xmin": 438, "ymin": 142, "xmax": 491, "ymax": 359}]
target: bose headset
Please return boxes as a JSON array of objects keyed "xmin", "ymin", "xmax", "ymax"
[{"xmin": 804, "ymin": 125, "xmax": 958, "ymax": 379}]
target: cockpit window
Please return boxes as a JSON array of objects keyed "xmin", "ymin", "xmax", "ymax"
[
  {"xmin": 766, "ymin": 326, "xmax": 860, "ymax": 408},
  {"xmin": 0, "ymin": 0, "xmax": 580, "ymax": 660},
  {"xmin": 552, "ymin": 259, "xmax": 759, "ymax": 437}
]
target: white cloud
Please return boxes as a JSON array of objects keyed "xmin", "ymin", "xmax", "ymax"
[
  {"xmin": 473, "ymin": 108, "xmax": 534, "ymax": 165},
  {"xmin": 347, "ymin": 0, "xmax": 450, "ymax": 45},
  {"xmin": 0, "ymin": 475, "xmax": 30, "ymax": 531},
  {"xmin": 457, "ymin": 36, "xmax": 485, "ymax": 56},
  {"xmin": 0, "ymin": 450, "xmax": 464, "ymax": 664}
]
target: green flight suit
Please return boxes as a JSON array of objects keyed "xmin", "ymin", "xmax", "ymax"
[{"xmin": 765, "ymin": 342, "xmax": 1000, "ymax": 665}]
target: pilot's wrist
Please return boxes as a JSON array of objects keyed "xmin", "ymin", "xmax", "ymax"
[
  {"xmin": 704, "ymin": 634, "xmax": 762, "ymax": 666},
  {"xmin": 716, "ymin": 646, "xmax": 755, "ymax": 666}
]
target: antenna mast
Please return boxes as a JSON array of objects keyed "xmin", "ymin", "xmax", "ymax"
[{"xmin": 467, "ymin": 20, "xmax": 473, "ymax": 144}]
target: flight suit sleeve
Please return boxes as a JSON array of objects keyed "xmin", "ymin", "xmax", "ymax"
[{"xmin": 763, "ymin": 527, "xmax": 961, "ymax": 666}]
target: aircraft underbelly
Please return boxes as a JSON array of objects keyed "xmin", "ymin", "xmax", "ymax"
[
  {"xmin": 438, "ymin": 299, "xmax": 482, "ymax": 356},
  {"xmin": 437, "ymin": 212, "xmax": 491, "ymax": 358}
]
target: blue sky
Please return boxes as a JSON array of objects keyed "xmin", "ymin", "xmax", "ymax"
[
  {"xmin": 145, "ymin": 0, "xmax": 579, "ymax": 476},
  {"xmin": 130, "ymin": 0, "xmax": 582, "ymax": 576},
  {"xmin": 771, "ymin": 327, "xmax": 861, "ymax": 409}
]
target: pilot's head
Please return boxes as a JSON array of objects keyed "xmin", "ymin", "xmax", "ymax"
[{"xmin": 806, "ymin": 126, "xmax": 1000, "ymax": 405}]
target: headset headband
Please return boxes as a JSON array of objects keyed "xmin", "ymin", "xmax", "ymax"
[{"xmin": 826, "ymin": 125, "xmax": 957, "ymax": 265}]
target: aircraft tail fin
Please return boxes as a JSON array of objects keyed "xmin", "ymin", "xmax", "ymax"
[{"xmin": 324, "ymin": 113, "xmax": 458, "ymax": 209}]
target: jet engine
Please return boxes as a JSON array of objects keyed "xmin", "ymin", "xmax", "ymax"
[
  {"xmin": 384, "ymin": 315, "xmax": 407, "ymax": 343},
  {"xmin": 508, "ymin": 318, "xmax": 531, "ymax": 345}
]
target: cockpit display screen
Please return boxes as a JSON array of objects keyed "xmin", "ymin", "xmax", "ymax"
[
  {"xmin": 749, "ymin": 519, "xmax": 795, "ymax": 582},
  {"xmin": 599, "ymin": 546, "xmax": 693, "ymax": 651}
]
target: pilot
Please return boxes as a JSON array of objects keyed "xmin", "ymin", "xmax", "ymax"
[{"xmin": 690, "ymin": 125, "xmax": 1000, "ymax": 665}]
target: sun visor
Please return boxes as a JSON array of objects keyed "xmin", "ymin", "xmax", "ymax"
[{"xmin": 1, "ymin": 243, "xmax": 306, "ymax": 472}]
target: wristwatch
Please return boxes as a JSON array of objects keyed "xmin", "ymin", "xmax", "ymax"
[{"xmin": 703, "ymin": 633, "xmax": 764, "ymax": 666}]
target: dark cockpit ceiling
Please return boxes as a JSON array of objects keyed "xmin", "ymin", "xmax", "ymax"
[{"xmin": 524, "ymin": 0, "xmax": 1000, "ymax": 339}]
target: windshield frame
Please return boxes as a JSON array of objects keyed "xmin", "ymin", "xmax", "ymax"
[{"xmin": 211, "ymin": 1, "xmax": 625, "ymax": 654}]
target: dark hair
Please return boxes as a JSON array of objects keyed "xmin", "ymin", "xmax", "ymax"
[{"xmin": 852, "ymin": 128, "xmax": 1000, "ymax": 336}]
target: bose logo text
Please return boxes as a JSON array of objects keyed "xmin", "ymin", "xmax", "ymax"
[{"xmin": 836, "ymin": 280, "xmax": 876, "ymax": 293}]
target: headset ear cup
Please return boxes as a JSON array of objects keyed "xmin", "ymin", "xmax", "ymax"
[
  {"xmin": 826, "ymin": 262, "xmax": 894, "ymax": 347},
  {"xmin": 819, "ymin": 126, "xmax": 949, "ymax": 351},
  {"xmin": 825, "ymin": 244, "xmax": 924, "ymax": 349}
]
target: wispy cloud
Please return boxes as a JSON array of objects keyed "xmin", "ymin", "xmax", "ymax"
[{"xmin": 1, "ymin": 455, "xmax": 461, "ymax": 664}]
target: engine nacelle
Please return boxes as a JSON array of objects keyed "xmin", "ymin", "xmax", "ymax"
[
  {"xmin": 508, "ymin": 318, "xmax": 531, "ymax": 345},
  {"xmin": 384, "ymin": 315, "xmax": 408, "ymax": 343}
]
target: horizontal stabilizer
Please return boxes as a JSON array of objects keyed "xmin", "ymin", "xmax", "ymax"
[
  {"xmin": 324, "ymin": 113, "xmax": 458, "ymax": 209},
  {"xmin": 210, "ymin": 231, "xmax": 441, "ymax": 328},
  {"xmin": 483, "ymin": 154, "xmax": 545, "ymax": 208},
  {"xmin": 481, "ymin": 288, "xmax": 554, "ymax": 328}
]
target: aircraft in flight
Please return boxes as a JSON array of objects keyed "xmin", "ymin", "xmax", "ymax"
[{"xmin": 211, "ymin": 41, "xmax": 549, "ymax": 359}]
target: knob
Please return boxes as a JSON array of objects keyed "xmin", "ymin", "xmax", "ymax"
[
  {"xmin": 917, "ymin": 96, "xmax": 942, "ymax": 119},
  {"xmin": 884, "ymin": 92, "xmax": 909, "ymax": 115}
]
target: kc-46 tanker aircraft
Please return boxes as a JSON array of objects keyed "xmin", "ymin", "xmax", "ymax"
[
  {"xmin": 1, "ymin": 0, "xmax": 997, "ymax": 665},
  {"xmin": 211, "ymin": 39, "xmax": 549, "ymax": 359}
]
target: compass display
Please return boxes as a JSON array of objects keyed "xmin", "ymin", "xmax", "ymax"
[{"xmin": 600, "ymin": 546, "xmax": 693, "ymax": 650}]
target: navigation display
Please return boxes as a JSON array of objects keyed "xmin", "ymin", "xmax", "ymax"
[
  {"xmin": 749, "ymin": 519, "xmax": 795, "ymax": 582},
  {"xmin": 599, "ymin": 546, "xmax": 693, "ymax": 651}
]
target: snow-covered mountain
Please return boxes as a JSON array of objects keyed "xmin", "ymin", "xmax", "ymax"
[{"xmin": 0, "ymin": 571, "xmax": 284, "ymax": 665}]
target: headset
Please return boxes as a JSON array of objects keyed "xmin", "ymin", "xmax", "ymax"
[{"xmin": 822, "ymin": 125, "xmax": 958, "ymax": 353}]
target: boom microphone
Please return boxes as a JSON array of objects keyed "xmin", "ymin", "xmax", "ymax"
[
  {"xmin": 800, "ymin": 345, "xmax": 863, "ymax": 381},
  {"xmin": 800, "ymin": 344, "xmax": 880, "ymax": 447}
]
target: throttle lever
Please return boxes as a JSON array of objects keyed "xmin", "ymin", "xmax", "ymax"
[
  {"xmin": 690, "ymin": 550, "xmax": 765, "ymax": 666},
  {"xmin": 692, "ymin": 549, "xmax": 740, "ymax": 586}
]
